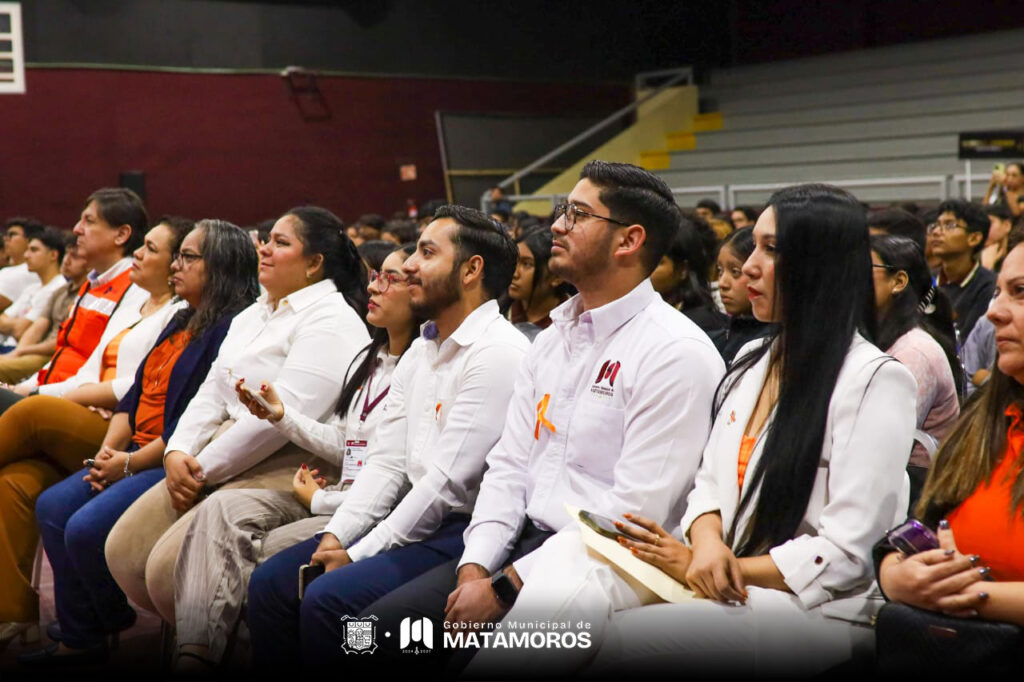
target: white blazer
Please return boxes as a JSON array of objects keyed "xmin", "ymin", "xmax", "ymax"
[{"xmin": 680, "ymin": 333, "xmax": 917, "ymax": 623}]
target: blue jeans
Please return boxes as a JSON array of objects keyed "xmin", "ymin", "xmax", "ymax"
[
  {"xmin": 247, "ymin": 514, "xmax": 470, "ymax": 668},
  {"xmin": 36, "ymin": 466, "xmax": 165, "ymax": 648}
]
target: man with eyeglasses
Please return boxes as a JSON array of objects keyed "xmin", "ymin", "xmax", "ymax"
[
  {"xmin": 356, "ymin": 161, "xmax": 724, "ymax": 675},
  {"xmin": 930, "ymin": 199, "xmax": 996, "ymax": 343}
]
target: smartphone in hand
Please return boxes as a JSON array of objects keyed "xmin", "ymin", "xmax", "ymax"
[
  {"xmin": 579, "ymin": 509, "xmax": 644, "ymax": 542},
  {"xmin": 298, "ymin": 563, "xmax": 325, "ymax": 600}
]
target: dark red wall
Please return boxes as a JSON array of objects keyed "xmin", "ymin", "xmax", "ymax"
[{"xmin": 4, "ymin": 69, "xmax": 627, "ymax": 228}]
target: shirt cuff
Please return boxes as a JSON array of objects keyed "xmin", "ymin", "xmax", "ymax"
[
  {"xmin": 346, "ymin": 526, "xmax": 387, "ymax": 563},
  {"xmin": 310, "ymin": 489, "xmax": 347, "ymax": 516},
  {"xmin": 769, "ymin": 537, "xmax": 833, "ymax": 609},
  {"xmin": 458, "ymin": 530, "xmax": 510, "ymax": 575}
]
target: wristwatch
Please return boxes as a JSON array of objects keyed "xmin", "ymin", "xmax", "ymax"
[{"xmin": 490, "ymin": 571, "xmax": 519, "ymax": 608}]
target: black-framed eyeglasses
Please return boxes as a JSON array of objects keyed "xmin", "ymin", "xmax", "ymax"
[
  {"xmin": 369, "ymin": 270, "xmax": 406, "ymax": 293},
  {"xmin": 553, "ymin": 203, "xmax": 632, "ymax": 233},
  {"xmin": 173, "ymin": 251, "xmax": 202, "ymax": 266},
  {"xmin": 927, "ymin": 220, "xmax": 967, "ymax": 235}
]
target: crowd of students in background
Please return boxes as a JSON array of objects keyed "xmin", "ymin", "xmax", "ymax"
[{"xmin": 0, "ymin": 158, "xmax": 1021, "ymax": 678}]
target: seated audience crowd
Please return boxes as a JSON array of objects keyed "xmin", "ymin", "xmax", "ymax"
[{"xmin": 1, "ymin": 159, "xmax": 1023, "ymax": 678}]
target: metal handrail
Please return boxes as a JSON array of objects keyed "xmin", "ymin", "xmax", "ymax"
[
  {"xmin": 481, "ymin": 66, "xmax": 694, "ymax": 211},
  {"xmin": 508, "ymin": 172, "xmax": 995, "ymax": 212}
]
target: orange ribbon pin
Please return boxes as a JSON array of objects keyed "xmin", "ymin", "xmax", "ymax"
[{"xmin": 535, "ymin": 393, "xmax": 556, "ymax": 440}]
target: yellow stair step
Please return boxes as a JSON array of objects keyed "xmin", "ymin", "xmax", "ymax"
[
  {"xmin": 692, "ymin": 112, "xmax": 723, "ymax": 132},
  {"xmin": 666, "ymin": 131, "xmax": 696, "ymax": 151},
  {"xmin": 639, "ymin": 150, "xmax": 671, "ymax": 170}
]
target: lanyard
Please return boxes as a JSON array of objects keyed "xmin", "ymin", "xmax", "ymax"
[{"xmin": 360, "ymin": 363, "xmax": 390, "ymax": 423}]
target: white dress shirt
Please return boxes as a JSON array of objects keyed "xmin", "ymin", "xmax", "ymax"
[
  {"xmin": 271, "ymin": 345, "xmax": 400, "ymax": 516},
  {"xmin": 165, "ymin": 279, "xmax": 369, "ymax": 485},
  {"xmin": 679, "ymin": 333, "xmax": 916, "ymax": 617},
  {"xmin": 23, "ymin": 275, "xmax": 67, "ymax": 323},
  {"xmin": 0, "ymin": 262, "xmax": 40, "ymax": 306},
  {"xmin": 459, "ymin": 279, "xmax": 726, "ymax": 576},
  {"xmin": 323, "ymin": 299, "xmax": 530, "ymax": 563}
]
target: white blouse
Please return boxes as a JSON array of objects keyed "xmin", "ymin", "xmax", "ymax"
[
  {"xmin": 165, "ymin": 279, "xmax": 369, "ymax": 485},
  {"xmin": 273, "ymin": 345, "xmax": 401, "ymax": 516}
]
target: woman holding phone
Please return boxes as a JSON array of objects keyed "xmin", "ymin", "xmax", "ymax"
[{"xmin": 590, "ymin": 184, "xmax": 917, "ymax": 678}]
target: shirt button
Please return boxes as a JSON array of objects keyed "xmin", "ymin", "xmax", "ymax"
[{"xmin": 814, "ymin": 556, "xmax": 823, "ymax": 565}]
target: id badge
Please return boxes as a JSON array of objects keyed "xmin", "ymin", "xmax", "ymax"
[{"xmin": 342, "ymin": 439, "xmax": 368, "ymax": 485}]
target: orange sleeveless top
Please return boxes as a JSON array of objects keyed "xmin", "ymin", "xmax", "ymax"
[
  {"xmin": 99, "ymin": 327, "xmax": 132, "ymax": 382},
  {"xmin": 947, "ymin": 405, "xmax": 1024, "ymax": 581},
  {"xmin": 737, "ymin": 434, "xmax": 756, "ymax": 491}
]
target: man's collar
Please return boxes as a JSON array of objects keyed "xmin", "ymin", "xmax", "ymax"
[
  {"xmin": 87, "ymin": 258, "xmax": 132, "ymax": 288},
  {"xmin": 551, "ymin": 279, "xmax": 659, "ymax": 340}
]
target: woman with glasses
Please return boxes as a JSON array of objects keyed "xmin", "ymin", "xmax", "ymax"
[
  {"xmin": 588, "ymin": 184, "xmax": 917, "ymax": 678},
  {"xmin": 0, "ymin": 218, "xmax": 189, "ymax": 652},
  {"xmin": 508, "ymin": 227, "xmax": 574, "ymax": 341},
  {"xmin": 17, "ymin": 221, "xmax": 259, "ymax": 666},
  {"xmin": 871, "ymin": 234, "xmax": 961, "ymax": 504},
  {"xmin": 106, "ymin": 206, "xmax": 370, "ymax": 629},
  {"xmin": 170, "ymin": 243, "xmax": 419, "ymax": 673}
]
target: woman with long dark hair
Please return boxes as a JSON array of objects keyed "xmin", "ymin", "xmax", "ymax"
[
  {"xmin": 590, "ymin": 184, "xmax": 917, "ymax": 678},
  {"xmin": 875, "ymin": 233, "xmax": 1024, "ymax": 652},
  {"xmin": 507, "ymin": 228, "xmax": 574, "ymax": 341},
  {"xmin": 650, "ymin": 215, "xmax": 727, "ymax": 338},
  {"xmin": 871, "ymin": 234, "xmax": 961, "ymax": 499},
  {"xmin": 106, "ymin": 206, "xmax": 370, "ymax": 627},
  {"xmin": 169, "ymin": 243, "xmax": 420, "ymax": 672},
  {"xmin": 714, "ymin": 226, "xmax": 775, "ymax": 365},
  {"xmin": 12, "ymin": 221, "xmax": 259, "ymax": 664}
]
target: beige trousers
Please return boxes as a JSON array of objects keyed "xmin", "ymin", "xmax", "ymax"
[{"xmin": 105, "ymin": 441, "xmax": 334, "ymax": 624}]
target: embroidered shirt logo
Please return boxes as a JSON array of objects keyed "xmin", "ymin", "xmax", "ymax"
[{"xmin": 591, "ymin": 360, "xmax": 621, "ymax": 398}]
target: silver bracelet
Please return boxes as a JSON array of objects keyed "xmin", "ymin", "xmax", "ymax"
[{"xmin": 123, "ymin": 450, "xmax": 134, "ymax": 477}]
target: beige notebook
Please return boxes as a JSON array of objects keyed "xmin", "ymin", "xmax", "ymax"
[{"xmin": 566, "ymin": 503, "xmax": 696, "ymax": 604}]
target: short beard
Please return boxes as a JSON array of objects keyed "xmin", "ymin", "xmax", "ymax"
[
  {"xmin": 409, "ymin": 262, "xmax": 462, "ymax": 320},
  {"xmin": 548, "ymin": 228, "xmax": 615, "ymax": 287}
]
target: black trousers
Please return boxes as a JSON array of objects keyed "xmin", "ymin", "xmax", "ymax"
[{"xmin": 355, "ymin": 521, "xmax": 554, "ymax": 677}]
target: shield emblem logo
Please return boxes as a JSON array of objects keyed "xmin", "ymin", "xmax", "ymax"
[{"xmin": 340, "ymin": 615, "xmax": 378, "ymax": 654}]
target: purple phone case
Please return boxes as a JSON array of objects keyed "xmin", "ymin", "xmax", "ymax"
[{"xmin": 887, "ymin": 519, "xmax": 939, "ymax": 555}]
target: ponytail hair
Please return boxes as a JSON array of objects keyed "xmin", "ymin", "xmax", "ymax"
[
  {"xmin": 336, "ymin": 242, "xmax": 420, "ymax": 417},
  {"xmin": 284, "ymin": 206, "xmax": 369, "ymax": 323}
]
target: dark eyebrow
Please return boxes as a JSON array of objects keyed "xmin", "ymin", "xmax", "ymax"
[
  {"xmin": 384, "ymin": 267, "xmax": 403, "ymax": 275},
  {"xmin": 569, "ymin": 199, "xmax": 594, "ymax": 210},
  {"xmin": 418, "ymin": 239, "xmax": 438, "ymax": 248}
]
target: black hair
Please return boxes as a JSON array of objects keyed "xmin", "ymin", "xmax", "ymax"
[
  {"xmin": 354, "ymin": 214, "xmax": 386, "ymax": 231},
  {"xmin": 85, "ymin": 188, "xmax": 149, "ymax": 255},
  {"xmin": 936, "ymin": 199, "xmax": 990, "ymax": 254},
  {"xmin": 62, "ymin": 231, "xmax": 78, "ymax": 251},
  {"xmin": 433, "ymin": 204, "xmax": 517, "ymax": 301},
  {"xmin": 696, "ymin": 198, "xmax": 722, "ymax": 214},
  {"xmin": 868, "ymin": 208, "xmax": 927, "ymax": 251},
  {"xmin": 336, "ymin": 242, "xmax": 420, "ymax": 418},
  {"xmin": 871, "ymin": 234, "xmax": 963, "ymax": 392},
  {"xmin": 985, "ymin": 204, "xmax": 1013, "ymax": 222},
  {"xmin": 174, "ymin": 220, "xmax": 261, "ymax": 340},
  {"xmin": 418, "ymin": 199, "xmax": 447, "ymax": 223},
  {"xmin": 4, "ymin": 217, "xmax": 44, "ymax": 242},
  {"xmin": 381, "ymin": 219, "xmax": 418, "ymax": 245},
  {"xmin": 661, "ymin": 215, "xmax": 717, "ymax": 311},
  {"xmin": 358, "ymin": 240, "xmax": 404, "ymax": 273},
  {"xmin": 284, "ymin": 206, "xmax": 369, "ymax": 322},
  {"xmin": 718, "ymin": 184, "xmax": 876, "ymax": 556},
  {"xmin": 720, "ymin": 225, "xmax": 754, "ymax": 261},
  {"xmin": 731, "ymin": 205, "xmax": 759, "ymax": 223},
  {"xmin": 155, "ymin": 215, "xmax": 196, "ymax": 252},
  {"xmin": 256, "ymin": 219, "xmax": 275, "ymax": 244},
  {"xmin": 579, "ymin": 160, "xmax": 681, "ymax": 274},
  {"xmin": 31, "ymin": 226, "xmax": 68, "ymax": 261},
  {"xmin": 517, "ymin": 228, "xmax": 576, "ymax": 308}
]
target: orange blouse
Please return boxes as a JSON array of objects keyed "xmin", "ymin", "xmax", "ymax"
[
  {"xmin": 947, "ymin": 404, "xmax": 1024, "ymax": 581},
  {"xmin": 737, "ymin": 434, "xmax": 756, "ymax": 491},
  {"xmin": 131, "ymin": 330, "xmax": 190, "ymax": 448},
  {"xmin": 99, "ymin": 327, "xmax": 132, "ymax": 382}
]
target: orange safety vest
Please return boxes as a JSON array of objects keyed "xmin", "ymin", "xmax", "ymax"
[{"xmin": 39, "ymin": 269, "xmax": 134, "ymax": 385}]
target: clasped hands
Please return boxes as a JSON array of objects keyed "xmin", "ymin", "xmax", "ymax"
[
  {"xmin": 82, "ymin": 446, "xmax": 131, "ymax": 492},
  {"xmin": 164, "ymin": 450, "xmax": 206, "ymax": 513}
]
